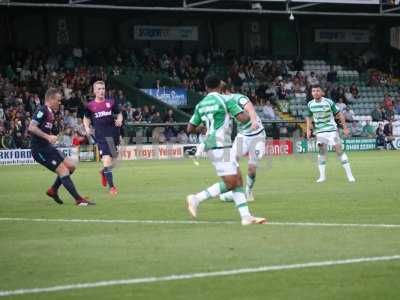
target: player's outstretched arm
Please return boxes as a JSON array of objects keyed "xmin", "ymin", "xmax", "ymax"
[{"xmin": 28, "ymin": 121, "xmax": 57, "ymax": 144}]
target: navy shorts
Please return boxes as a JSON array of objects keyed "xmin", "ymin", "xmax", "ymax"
[
  {"xmin": 31, "ymin": 145, "xmax": 65, "ymax": 172},
  {"xmin": 97, "ymin": 137, "xmax": 119, "ymax": 158}
]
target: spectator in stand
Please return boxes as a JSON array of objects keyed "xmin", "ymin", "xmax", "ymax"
[
  {"xmin": 0, "ymin": 104, "xmax": 4, "ymax": 120},
  {"xmin": 142, "ymin": 105, "xmax": 151, "ymax": 123},
  {"xmin": 72, "ymin": 130, "xmax": 85, "ymax": 147},
  {"xmin": 350, "ymin": 120, "xmax": 363, "ymax": 137},
  {"xmin": 384, "ymin": 107, "xmax": 395, "ymax": 121},
  {"xmin": 336, "ymin": 98, "xmax": 347, "ymax": 112},
  {"xmin": 384, "ymin": 119, "xmax": 396, "ymax": 150},
  {"xmin": 369, "ymin": 71, "xmax": 380, "ymax": 87},
  {"xmin": 59, "ymin": 128, "xmax": 73, "ymax": 147},
  {"xmin": 293, "ymin": 80, "xmax": 307, "ymax": 98},
  {"xmin": 153, "ymin": 79, "xmax": 163, "ymax": 89},
  {"xmin": 382, "ymin": 94, "xmax": 395, "ymax": 121},
  {"xmin": 362, "ymin": 120, "xmax": 375, "ymax": 138},
  {"xmin": 11, "ymin": 118, "xmax": 24, "ymax": 148},
  {"xmin": 177, "ymin": 128, "xmax": 189, "ymax": 144},
  {"xmin": 133, "ymin": 107, "xmax": 143, "ymax": 122},
  {"xmin": 344, "ymin": 87, "xmax": 354, "ymax": 103},
  {"xmin": 63, "ymin": 109, "xmax": 77, "ymax": 129},
  {"xmin": 343, "ymin": 106, "xmax": 355, "ymax": 122},
  {"xmin": 307, "ymin": 71, "xmax": 319, "ymax": 87},
  {"xmin": 371, "ymin": 105, "xmax": 384, "ymax": 122},
  {"xmin": 350, "ymin": 83, "xmax": 359, "ymax": 99},
  {"xmin": 124, "ymin": 105, "xmax": 134, "ymax": 122},
  {"xmin": 395, "ymin": 99, "xmax": 400, "ymax": 115},
  {"xmin": 163, "ymin": 109, "xmax": 176, "ymax": 141},
  {"xmin": 264, "ymin": 84, "xmax": 277, "ymax": 100},
  {"xmin": 116, "ymin": 90, "xmax": 127, "ymax": 107},
  {"xmin": 375, "ymin": 123, "xmax": 386, "ymax": 149},
  {"xmin": 327, "ymin": 66, "xmax": 337, "ymax": 83},
  {"xmin": 262, "ymin": 100, "xmax": 276, "ymax": 120},
  {"xmin": 383, "ymin": 94, "xmax": 394, "ymax": 111}
]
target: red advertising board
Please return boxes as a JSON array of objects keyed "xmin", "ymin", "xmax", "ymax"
[{"xmin": 265, "ymin": 140, "xmax": 293, "ymax": 156}]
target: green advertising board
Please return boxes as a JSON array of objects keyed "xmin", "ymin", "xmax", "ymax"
[{"xmin": 295, "ymin": 138, "xmax": 376, "ymax": 153}]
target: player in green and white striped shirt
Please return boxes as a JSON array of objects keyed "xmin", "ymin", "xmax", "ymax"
[
  {"xmin": 305, "ymin": 85, "xmax": 355, "ymax": 183},
  {"xmin": 186, "ymin": 75, "xmax": 266, "ymax": 225},
  {"xmin": 219, "ymin": 85, "xmax": 266, "ymax": 202}
]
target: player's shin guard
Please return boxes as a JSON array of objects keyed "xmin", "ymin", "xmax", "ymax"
[
  {"xmin": 317, "ymin": 154, "xmax": 326, "ymax": 180},
  {"xmin": 60, "ymin": 174, "xmax": 82, "ymax": 200},
  {"xmin": 339, "ymin": 153, "xmax": 354, "ymax": 180},
  {"xmin": 195, "ymin": 182, "xmax": 227, "ymax": 202},
  {"xmin": 232, "ymin": 187, "xmax": 251, "ymax": 218},
  {"xmin": 103, "ymin": 166, "xmax": 114, "ymax": 188}
]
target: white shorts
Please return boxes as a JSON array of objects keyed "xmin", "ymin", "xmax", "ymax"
[
  {"xmin": 208, "ymin": 148, "xmax": 238, "ymax": 177},
  {"xmin": 232, "ymin": 131, "xmax": 266, "ymax": 165},
  {"xmin": 316, "ymin": 131, "xmax": 341, "ymax": 147}
]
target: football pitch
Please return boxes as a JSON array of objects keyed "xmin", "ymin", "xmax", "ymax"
[{"xmin": 0, "ymin": 151, "xmax": 399, "ymax": 299}]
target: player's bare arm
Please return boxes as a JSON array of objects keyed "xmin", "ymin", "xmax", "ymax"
[
  {"xmin": 83, "ymin": 116, "xmax": 92, "ymax": 135},
  {"xmin": 187, "ymin": 122, "xmax": 197, "ymax": 134},
  {"xmin": 336, "ymin": 112, "xmax": 350, "ymax": 137},
  {"xmin": 235, "ymin": 112, "xmax": 250, "ymax": 124},
  {"xmin": 243, "ymin": 102, "xmax": 259, "ymax": 130},
  {"xmin": 306, "ymin": 117, "xmax": 313, "ymax": 139},
  {"xmin": 115, "ymin": 112, "xmax": 123, "ymax": 127},
  {"xmin": 28, "ymin": 121, "xmax": 57, "ymax": 144}
]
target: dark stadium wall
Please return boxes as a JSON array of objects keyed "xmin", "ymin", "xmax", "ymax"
[
  {"xmin": 83, "ymin": 17, "xmax": 113, "ymax": 49},
  {"xmin": 0, "ymin": 15, "xmax": 10, "ymax": 50},
  {"xmin": 12, "ymin": 14, "xmax": 46, "ymax": 48},
  {"xmin": 1, "ymin": 8, "xmax": 399, "ymax": 59},
  {"xmin": 47, "ymin": 15, "xmax": 81, "ymax": 48}
]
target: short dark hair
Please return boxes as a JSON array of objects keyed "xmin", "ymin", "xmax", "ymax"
[
  {"xmin": 45, "ymin": 88, "xmax": 61, "ymax": 102},
  {"xmin": 204, "ymin": 75, "xmax": 221, "ymax": 90},
  {"xmin": 220, "ymin": 82, "xmax": 232, "ymax": 93},
  {"xmin": 311, "ymin": 84, "xmax": 321, "ymax": 90}
]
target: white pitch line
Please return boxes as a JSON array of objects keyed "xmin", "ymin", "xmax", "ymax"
[
  {"xmin": 0, "ymin": 217, "xmax": 400, "ymax": 228},
  {"xmin": 0, "ymin": 255, "xmax": 399, "ymax": 297}
]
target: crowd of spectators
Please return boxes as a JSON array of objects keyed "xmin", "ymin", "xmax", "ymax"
[
  {"xmin": 0, "ymin": 47, "xmax": 195, "ymax": 148},
  {"xmin": 1, "ymin": 45, "xmax": 400, "ymax": 148}
]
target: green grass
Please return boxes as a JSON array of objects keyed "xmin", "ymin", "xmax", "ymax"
[{"xmin": 0, "ymin": 151, "xmax": 399, "ymax": 299}]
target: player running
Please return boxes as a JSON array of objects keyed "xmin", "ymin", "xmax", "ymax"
[
  {"xmin": 83, "ymin": 81, "xmax": 123, "ymax": 195},
  {"xmin": 219, "ymin": 85, "xmax": 266, "ymax": 202},
  {"xmin": 186, "ymin": 75, "xmax": 266, "ymax": 225},
  {"xmin": 29, "ymin": 88, "xmax": 94, "ymax": 206},
  {"xmin": 306, "ymin": 85, "xmax": 355, "ymax": 183}
]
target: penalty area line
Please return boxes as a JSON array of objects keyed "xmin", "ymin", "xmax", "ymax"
[{"xmin": 0, "ymin": 255, "xmax": 399, "ymax": 297}]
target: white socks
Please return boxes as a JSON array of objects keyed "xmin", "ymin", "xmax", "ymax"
[
  {"xmin": 317, "ymin": 153, "xmax": 355, "ymax": 181},
  {"xmin": 232, "ymin": 187, "xmax": 251, "ymax": 218},
  {"xmin": 196, "ymin": 182, "xmax": 227, "ymax": 203},
  {"xmin": 318, "ymin": 154, "xmax": 326, "ymax": 180},
  {"xmin": 340, "ymin": 153, "xmax": 354, "ymax": 180}
]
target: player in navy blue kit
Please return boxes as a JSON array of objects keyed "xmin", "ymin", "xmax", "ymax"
[
  {"xmin": 83, "ymin": 81, "xmax": 123, "ymax": 195},
  {"xmin": 29, "ymin": 88, "xmax": 95, "ymax": 206}
]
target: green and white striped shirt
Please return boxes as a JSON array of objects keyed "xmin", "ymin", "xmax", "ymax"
[
  {"xmin": 189, "ymin": 92, "xmax": 243, "ymax": 150},
  {"xmin": 230, "ymin": 93, "xmax": 263, "ymax": 136},
  {"xmin": 306, "ymin": 97, "xmax": 339, "ymax": 134}
]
